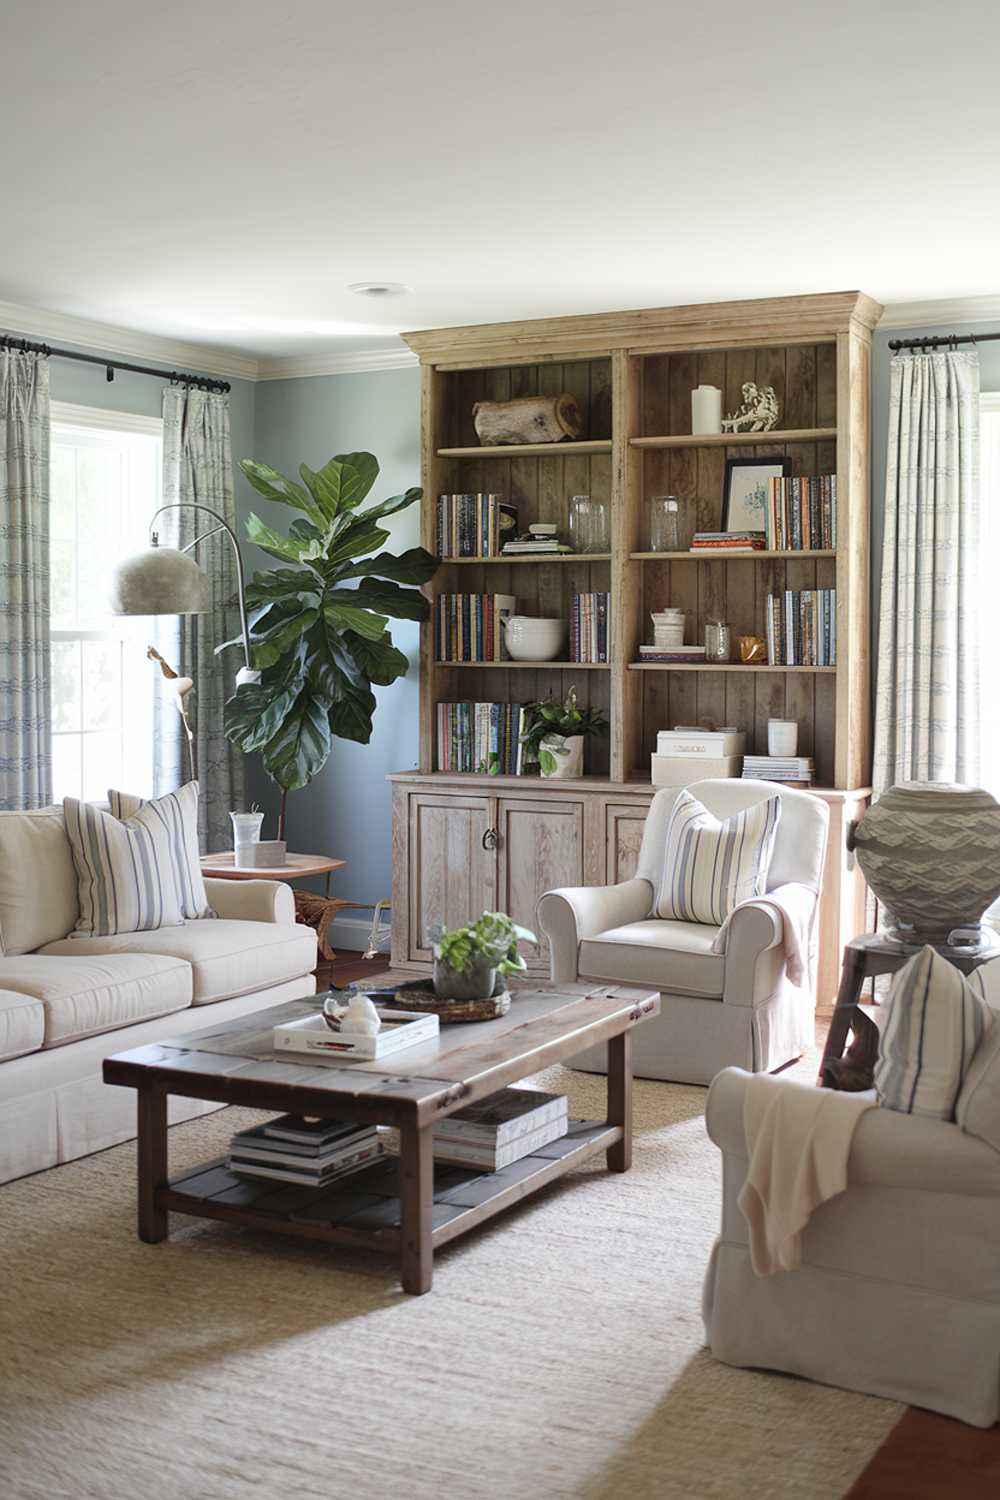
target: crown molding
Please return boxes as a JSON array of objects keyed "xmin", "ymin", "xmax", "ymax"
[
  {"xmin": 879, "ymin": 295, "xmax": 1000, "ymax": 331},
  {"xmin": 0, "ymin": 298, "xmax": 260, "ymax": 382},
  {"xmin": 255, "ymin": 346, "xmax": 418, "ymax": 381}
]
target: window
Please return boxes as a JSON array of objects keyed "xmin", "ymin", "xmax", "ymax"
[
  {"xmin": 50, "ymin": 405, "xmax": 164, "ymax": 801},
  {"xmin": 980, "ymin": 393, "xmax": 1000, "ymax": 796}
]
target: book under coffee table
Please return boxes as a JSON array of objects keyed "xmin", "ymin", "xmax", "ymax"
[{"xmin": 103, "ymin": 982, "xmax": 659, "ymax": 1294}]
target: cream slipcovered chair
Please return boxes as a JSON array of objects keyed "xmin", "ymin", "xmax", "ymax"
[{"xmin": 537, "ymin": 779, "xmax": 829, "ymax": 1085}]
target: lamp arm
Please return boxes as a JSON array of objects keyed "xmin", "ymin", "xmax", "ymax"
[{"xmin": 149, "ymin": 503, "xmax": 252, "ymax": 674}]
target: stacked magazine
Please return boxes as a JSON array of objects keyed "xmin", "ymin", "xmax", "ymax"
[
  {"xmin": 228, "ymin": 1116, "xmax": 382, "ymax": 1188},
  {"xmin": 432, "ymin": 1087, "xmax": 569, "ymax": 1171}
]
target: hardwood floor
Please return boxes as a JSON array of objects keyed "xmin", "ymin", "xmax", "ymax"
[{"xmin": 320, "ymin": 955, "xmax": 999, "ymax": 1492}]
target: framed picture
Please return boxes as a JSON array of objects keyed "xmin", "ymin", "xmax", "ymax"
[{"xmin": 721, "ymin": 456, "xmax": 791, "ymax": 533}]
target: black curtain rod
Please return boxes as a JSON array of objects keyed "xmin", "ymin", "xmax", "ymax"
[
  {"xmin": 888, "ymin": 331, "xmax": 1000, "ymax": 354},
  {"xmin": 0, "ymin": 331, "xmax": 230, "ymax": 393}
]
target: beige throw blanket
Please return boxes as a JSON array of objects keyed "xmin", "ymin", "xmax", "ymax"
[
  {"xmin": 738, "ymin": 1074, "xmax": 878, "ymax": 1275},
  {"xmin": 711, "ymin": 881, "xmax": 816, "ymax": 985}
]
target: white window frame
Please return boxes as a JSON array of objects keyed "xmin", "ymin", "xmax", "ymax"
[{"xmin": 50, "ymin": 403, "xmax": 165, "ymax": 801}]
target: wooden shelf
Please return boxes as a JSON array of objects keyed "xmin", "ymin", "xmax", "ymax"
[
  {"xmin": 631, "ymin": 427, "xmax": 837, "ymax": 450},
  {"xmin": 628, "ymin": 662, "xmax": 836, "ymax": 673},
  {"xmin": 437, "ymin": 439, "xmax": 612, "ymax": 459},
  {"xmin": 438, "ymin": 553, "xmax": 611, "ymax": 565},
  {"xmin": 436, "ymin": 660, "xmax": 610, "ymax": 670},
  {"xmin": 629, "ymin": 549, "xmax": 836, "ymax": 561}
]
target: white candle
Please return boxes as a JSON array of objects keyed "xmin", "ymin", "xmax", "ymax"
[{"xmin": 691, "ymin": 385, "xmax": 722, "ymax": 435}]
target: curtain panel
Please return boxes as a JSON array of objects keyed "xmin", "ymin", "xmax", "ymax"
[
  {"xmin": 157, "ymin": 386, "xmax": 245, "ymax": 850},
  {"xmin": 0, "ymin": 349, "xmax": 51, "ymax": 810},
  {"xmin": 873, "ymin": 350, "xmax": 981, "ymax": 794}
]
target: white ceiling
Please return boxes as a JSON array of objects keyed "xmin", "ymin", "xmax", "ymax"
[{"xmin": 2, "ymin": 0, "xmax": 999, "ymax": 364}]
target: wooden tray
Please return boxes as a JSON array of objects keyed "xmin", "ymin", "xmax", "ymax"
[{"xmin": 384, "ymin": 984, "xmax": 512, "ymax": 1023}]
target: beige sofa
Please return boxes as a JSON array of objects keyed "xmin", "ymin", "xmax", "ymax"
[{"xmin": 0, "ymin": 806, "xmax": 319, "ymax": 1186}]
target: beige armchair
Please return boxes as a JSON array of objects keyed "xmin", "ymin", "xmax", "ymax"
[{"xmin": 537, "ymin": 780, "xmax": 829, "ymax": 1085}]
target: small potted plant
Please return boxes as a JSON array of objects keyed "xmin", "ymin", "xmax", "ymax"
[
  {"xmin": 520, "ymin": 687, "xmax": 609, "ymax": 779},
  {"xmin": 432, "ymin": 911, "xmax": 537, "ymax": 1000}
]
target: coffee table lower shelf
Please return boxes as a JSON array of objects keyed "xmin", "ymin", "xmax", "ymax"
[{"xmin": 162, "ymin": 1119, "xmax": 620, "ymax": 1256}]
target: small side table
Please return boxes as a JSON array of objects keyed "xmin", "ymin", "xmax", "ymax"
[
  {"xmin": 200, "ymin": 851, "xmax": 346, "ymax": 898},
  {"xmin": 819, "ymin": 931, "xmax": 1000, "ymax": 1090}
]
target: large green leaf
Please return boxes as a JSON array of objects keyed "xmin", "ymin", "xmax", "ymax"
[
  {"xmin": 324, "ymin": 600, "xmax": 389, "ymax": 641},
  {"xmin": 224, "ymin": 673, "xmax": 306, "ymax": 753},
  {"xmin": 245, "ymin": 567, "xmax": 317, "ymax": 605},
  {"xmin": 356, "ymin": 486, "xmax": 422, "ymax": 524},
  {"xmin": 343, "ymin": 630, "xmax": 409, "ymax": 686},
  {"xmin": 261, "ymin": 693, "xmax": 333, "ymax": 790},
  {"xmin": 353, "ymin": 577, "xmax": 430, "ymax": 621},
  {"xmin": 323, "ymin": 521, "xmax": 391, "ymax": 569},
  {"xmin": 240, "ymin": 460, "xmax": 325, "ymax": 527},
  {"xmin": 245, "ymin": 512, "xmax": 313, "ymax": 566},
  {"xmin": 336, "ymin": 546, "xmax": 438, "ymax": 586},
  {"xmin": 252, "ymin": 606, "xmax": 318, "ymax": 669},
  {"xmin": 332, "ymin": 452, "xmax": 379, "ymax": 510},
  {"xmin": 327, "ymin": 684, "xmax": 377, "ymax": 744}
]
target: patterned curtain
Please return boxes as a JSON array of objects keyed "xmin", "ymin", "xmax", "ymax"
[
  {"xmin": 873, "ymin": 351, "xmax": 980, "ymax": 794},
  {"xmin": 0, "ymin": 349, "xmax": 51, "ymax": 810},
  {"xmin": 157, "ymin": 386, "xmax": 245, "ymax": 851}
]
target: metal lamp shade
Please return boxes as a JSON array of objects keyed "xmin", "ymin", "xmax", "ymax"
[{"xmin": 109, "ymin": 547, "xmax": 210, "ymax": 615}]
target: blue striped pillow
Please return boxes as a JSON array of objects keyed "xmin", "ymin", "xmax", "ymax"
[
  {"xmin": 63, "ymin": 798, "xmax": 184, "ymax": 937},
  {"xmin": 655, "ymin": 788, "xmax": 781, "ymax": 925},
  {"xmin": 876, "ymin": 945, "xmax": 991, "ymax": 1120},
  {"xmin": 108, "ymin": 782, "xmax": 214, "ymax": 921}
]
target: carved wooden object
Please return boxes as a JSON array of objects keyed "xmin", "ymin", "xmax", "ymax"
[{"xmin": 472, "ymin": 393, "xmax": 583, "ymax": 446}]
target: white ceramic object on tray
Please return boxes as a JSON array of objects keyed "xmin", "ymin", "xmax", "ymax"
[{"xmin": 502, "ymin": 616, "xmax": 568, "ymax": 661}]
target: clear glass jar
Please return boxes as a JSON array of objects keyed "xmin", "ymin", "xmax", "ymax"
[
  {"xmin": 568, "ymin": 494, "xmax": 609, "ymax": 554},
  {"xmin": 649, "ymin": 495, "xmax": 680, "ymax": 552},
  {"xmin": 704, "ymin": 619, "xmax": 732, "ymax": 663}
]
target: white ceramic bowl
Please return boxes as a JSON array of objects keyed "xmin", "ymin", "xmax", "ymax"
[{"xmin": 503, "ymin": 615, "xmax": 568, "ymax": 662}]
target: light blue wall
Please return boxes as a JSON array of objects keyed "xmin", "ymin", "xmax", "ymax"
[{"xmin": 250, "ymin": 366, "xmax": 422, "ymax": 906}]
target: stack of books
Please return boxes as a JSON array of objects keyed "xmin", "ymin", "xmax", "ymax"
[
  {"xmin": 435, "ymin": 592, "xmax": 517, "ymax": 661},
  {"xmin": 570, "ymin": 591, "xmax": 610, "ymax": 662},
  {"xmin": 689, "ymin": 531, "xmax": 766, "ymax": 554},
  {"xmin": 650, "ymin": 727, "xmax": 745, "ymax": 786},
  {"xmin": 436, "ymin": 701, "xmax": 526, "ymax": 774},
  {"xmin": 501, "ymin": 537, "xmax": 571, "ymax": 556},
  {"xmin": 637, "ymin": 644, "xmax": 707, "ymax": 665},
  {"xmin": 743, "ymin": 754, "xmax": 815, "ymax": 788},
  {"xmin": 228, "ymin": 1116, "xmax": 382, "ymax": 1188},
  {"xmin": 436, "ymin": 494, "xmax": 515, "ymax": 557},
  {"xmin": 765, "ymin": 476, "xmax": 837, "ymax": 550},
  {"xmin": 766, "ymin": 589, "xmax": 836, "ymax": 666},
  {"xmin": 432, "ymin": 1087, "xmax": 569, "ymax": 1171}
]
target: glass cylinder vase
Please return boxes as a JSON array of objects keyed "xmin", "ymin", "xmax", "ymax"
[
  {"xmin": 568, "ymin": 494, "xmax": 609, "ymax": 553},
  {"xmin": 649, "ymin": 495, "xmax": 680, "ymax": 552},
  {"xmin": 704, "ymin": 620, "xmax": 732, "ymax": 664}
]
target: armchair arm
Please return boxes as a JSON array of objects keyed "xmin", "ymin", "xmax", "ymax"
[
  {"xmin": 719, "ymin": 883, "xmax": 816, "ymax": 1007},
  {"xmin": 204, "ymin": 877, "xmax": 296, "ymax": 925},
  {"xmin": 538, "ymin": 879, "xmax": 652, "ymax": 984}
]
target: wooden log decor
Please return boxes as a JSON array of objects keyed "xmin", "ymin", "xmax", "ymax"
[{"xmin": 472, "ymin": 393, "xmax": 583, "ymax": 446}]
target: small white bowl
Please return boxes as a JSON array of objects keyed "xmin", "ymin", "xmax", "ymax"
[{"xmin": 503, "ymin": 616, "xmax": 568, "ymax": 662}]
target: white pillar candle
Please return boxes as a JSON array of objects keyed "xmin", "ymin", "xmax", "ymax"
[
  {"xmin": 768, "ymin": 720, "xmax": 799, "ymax": 756},
  {"xmin": 691, "ymin": 385, "xmax": 722, "ymax": 435}
]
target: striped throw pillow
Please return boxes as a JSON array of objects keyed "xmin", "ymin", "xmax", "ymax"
[
  {"xmin": 108, "ymin": 782, "xmax": 214, "ymax": 920},
  {"xmin": 63, "ymin": 798, "xmax": 184, "ymax": 937},
  {"xmin": 876, "ymin": 945, "xmax": 991, "ymax": 1120},
  {"xmin": 655, "ymin": 788, "xmax": 781, "ymax": 926}
]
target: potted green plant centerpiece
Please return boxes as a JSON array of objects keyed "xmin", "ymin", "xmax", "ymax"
[
  {"xmin": 520, "ymin": 687, "xmax": 609, "ymax": 779},
  {"xmin": 221, "ymin": 451, "xmax": 437, "ymax": 833},
  {"xmin": 432, "ymin": 911, "xmax": 537, "ymax": 1001}
]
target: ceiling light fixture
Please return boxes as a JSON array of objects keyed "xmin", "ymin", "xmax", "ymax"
[{"xmin": 347, "ymin": 281, "xmax": 412, "ymax": 297}]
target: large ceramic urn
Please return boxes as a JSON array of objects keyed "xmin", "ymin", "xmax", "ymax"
[{"xmin": 847, "ymin": 782, "xmax": 1000, "ymax": 943}]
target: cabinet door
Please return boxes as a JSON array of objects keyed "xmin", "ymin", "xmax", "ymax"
[
  {"xmin": 497, "ymin": 797, "xmax": 585, "ymax": 973},
  {"xmin": 408, "ymin": 794, "xmax": 496, "ymax": 963},
  {"xmin": 605, "ymin": 801, "xmax": 651, "ymax": 885}
]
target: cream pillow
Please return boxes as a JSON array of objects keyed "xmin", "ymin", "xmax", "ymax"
[
  {"xmin": 656, "ymin": 788, "xmax": 781, "ymax": 925},
  {"xmin": 875, "ymin": 946, "xmax": 991, "ymax": 1120},
  {"xmin": 954, "ymin": 966, "xmax": 1000, "ymax": 1148},
  {"xmin": 108, "ymin": 781, "xmax": 214, "ymax": 921},
  {"xmin": 63, "ymin": 798, "xmax": 184, "ymax": 937},
  {"xmin": 0, "ymin": 807, "xmax": 79, "ymax": 953}
]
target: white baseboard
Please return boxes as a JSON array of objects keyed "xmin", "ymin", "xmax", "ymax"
[{"xmin": 324, "ymin": 916, "xmax": 392, "ymax": 956}]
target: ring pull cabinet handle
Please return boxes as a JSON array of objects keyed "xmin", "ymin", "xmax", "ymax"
[{"xmin": 482, "ymin": 826, "xmax": 499, "ymax": 851}]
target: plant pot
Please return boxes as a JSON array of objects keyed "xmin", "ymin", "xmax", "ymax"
[
  {"xmin": 238, "ymin": 839, "xmax": 287, "ymax": 868},
  {"xmin": 540, "ymin": 733, "xmax": 584, "ymax": 779},
  {"xmin": 432, "ymin": 955, "xmax": 497, "ymax": 1001},
  {"xmin": 847, "ymin": 782, "xmax": 1000, "ymax": 944}
]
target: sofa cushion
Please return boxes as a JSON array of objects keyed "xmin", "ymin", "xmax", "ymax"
[
  {"xmin": 0, "ymin": 807, "xmax": 79, "ymax": 954},
  {"xmin": 41, "ymin": 919, "xmax": 317, "ymax": 1006},
  {"xmin": 108, "ymin": 782, "xmax": 215, "ymax": 920},
  {"xmin": 0, "ymin": 988, "xmax": 45, "ymax": 1060},
  {"xmin": 0, "ymin": 953, "xmax": 192, "ymax": 1047},
  {"xmin": 578, "ymin": 918, "xmax": 725, "ymax": 998},
  {"xmin": 63, "ymin": 797, "xmax": 185, "ymax": 937},
  {"xmin": 655, "ymin": 787, "xmax": 781, "ymax": 925},
  {"xmin": 955, "ymin": 965, "xmax": 1000, "ymax": 1151}
]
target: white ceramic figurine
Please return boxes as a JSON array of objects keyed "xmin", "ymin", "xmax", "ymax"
[{"xmin": 323, "ymin": 993, "xmax": 382, "ymax": 1036}]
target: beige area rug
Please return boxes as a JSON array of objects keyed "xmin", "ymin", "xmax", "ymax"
[{"xmin": 0, "ymin": 1062, "xmax": 901, "ymax": 1500}]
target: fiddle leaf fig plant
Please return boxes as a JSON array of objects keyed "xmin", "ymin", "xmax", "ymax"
[{"xmin": 222, "ymin": 452, "xmax": 437, "ymax": 835}]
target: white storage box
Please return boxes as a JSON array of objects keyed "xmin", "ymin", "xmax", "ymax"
[
  {"xmin": 656, "ymin": 729, "xmax": 746, "ymax": 758},
  {"xmin": 651, "ymin": 753, "xmax": 743, "ymax": 787}
]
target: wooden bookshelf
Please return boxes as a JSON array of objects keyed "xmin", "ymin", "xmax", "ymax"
[{"xmin": 393, "ymin": 292, "xmax": 881, "ymax": 1002}]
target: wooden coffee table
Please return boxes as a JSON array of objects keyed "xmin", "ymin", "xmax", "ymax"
[{"xmin": 103, "ymin": 982, "xmax": 659, "ymax": 1294}]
